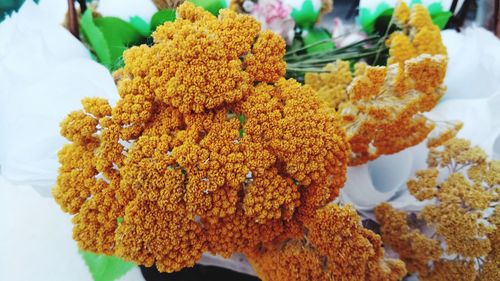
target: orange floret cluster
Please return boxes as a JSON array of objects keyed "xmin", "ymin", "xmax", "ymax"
[
  {"xmin": 304, "ymin": 60, "xmax": 353, "ymax": 113},
  {"xmin": 53, "ymin": 2, "xmax": 350, "ymax": 273},
  {"xmin": 375, "ymin": 137, "xmax": 500, "ymax": 280},
  {"xmin": 305, "ymin": 3, "xmax": 449, "ymax": 165},
  {"xmin": 375, "ymin": 203, "xmax": 442, "ymax": 275},
  {"xmin": 249, "ymin": 204, "xmax": 407, "ymax": 281}
]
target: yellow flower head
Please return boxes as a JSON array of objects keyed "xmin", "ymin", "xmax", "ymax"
[
  {"xmin": 376, "ymin": 137, "xmax": 499, "ymax": 279},
  {"xmin": 249, "ymin": 204, "xmax": 407, "ymax": 281},
  {"xmin": 305, "ymin": 2, "xmax": 448, "ymax": 165},
  {"xmin": 394, "ymin": 1, "xmax": 411, "ymax": 25},
  {"xmin": 53, "ymin": 2, "xmax": 350, "ymax": 273}
]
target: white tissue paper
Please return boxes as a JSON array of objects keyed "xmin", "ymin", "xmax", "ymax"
[
  {"xmin": 441, "ymin": 27, "xmax": 500, "ymax": 100},
  {"xmin": 0, "ymin": 1, "xmax": 118, "ymax": 196}
]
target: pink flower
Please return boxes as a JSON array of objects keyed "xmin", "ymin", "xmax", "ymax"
[{"xmin": 250, "ymin": 0, "xmax": 295, "ymax": 44}]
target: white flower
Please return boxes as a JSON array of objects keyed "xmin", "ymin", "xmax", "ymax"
[{"xmin": 0, "ymin": 1, "xmax": 118, "ymax": 196}]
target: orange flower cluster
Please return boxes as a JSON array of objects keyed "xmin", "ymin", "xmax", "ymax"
[
  {"xmin": 305, "ymin": 2, "xmax": 449, "ymax": 165},
  {"xmin": 249, "ymin": 204, "xmax": 407, "ymax": 281},
  {"xmin": 375, "ymin": 138, "xmax": 500, "ymax": 281},
  {"xmin": 53, "ymin": 2, "xmax": 351, "ymax": 273}
]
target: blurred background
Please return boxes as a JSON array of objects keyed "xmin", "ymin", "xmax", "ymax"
[{"xmin": 1, "ymin": 0, "xmax": 499, "ymax": 35}]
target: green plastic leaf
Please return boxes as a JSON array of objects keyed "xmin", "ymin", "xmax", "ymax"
[
  {"xmin": 150, "ymin": 9, "xmax": 176, "ymax": 31},
  {"xmin": 427, "ymin": 2, "xmax": 443, "ymax": 14},
  {"xmin": 80, "ymin": 250, "xmax": 135, "ymax": 281},
  {"xmin": 129, "ymin": 16, "xmax": 151, "ymax": 37},
  {"xmin": 188, "ymin": 0, "xmax": 227, "ymax": 16},
  {"xmin": 426, "ymin": 3, "xmax": 452, "ymax": 29},
  {"xmin": 359, "ymin": 1, "xmax": 451, "ymax": 33},
  {"xmin": 93, "ymin": 17, "xmax": 144, "ymax": 70},
  {"xmin": 358, "ymin": 3, "xmax": 392, "ymax": 34},
  {"xmin": 80, "ymin": 10, "xmax": 112, "ymax": 67},
  {"xmin": 291, "ymin": 0, "xmax": 319, "ymax": 29},
  {"xmin": 303, "ymin": 28, "xmax": 334, "ymax": 54},
  {"xmin": 431, "ymin": 11, "xmax": 452, "ymax": 29}
]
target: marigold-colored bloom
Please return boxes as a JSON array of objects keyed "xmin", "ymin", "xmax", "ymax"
[
  {"xmin": 304, "ymin": 60, "xmax": 353, "ymax": 112},
  {"xmin": 53, "ymin": 2, "xmax": 350, "ymax": 273},
  {"xmin": 393, "ymin": 1, "xmax": 410, "ymax": 25},
  {"xmin": 249, "ymin": 204, "xmax": 407, "ymax": 281},
  {"xmin": 305, "ymin": 3, "xmax": 449, "ymax": 165},
  {"xmin": 375, "ymin": 203, "xmax": 442, "ymax": 275},
  {"xmin": 376, "ymin": 137, "xmax": 499, "ymax": 280}
]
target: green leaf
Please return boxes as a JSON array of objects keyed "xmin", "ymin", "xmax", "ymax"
[
  {"xmin": 357, "ymin": 3, "xmax": 392, "ymax": 34},
  {"xmin": 150, "ymin": 9, "xmax": 176, "ymax": 32},
  {"xmin": 93, "ymin": 17, "xmax": 144, "ymax": 70},
  {"xmin": 79, "ymin": 251, "xmax": 135, "ymax": 281},
  {"xmin": 238, "ymin": 114, "xmax": 246, "ymax": 124},
  {"xmin": 426, "ymin": 2, "xmax": 451, "ymax": 29},
  {"xmin": 303, "ymin": 28, "xmax": 334, "ymax": 54},
  {"xmin": 426, "ymin": 2, "xmax": 443, "ymax": 14},
  {"xmin": 291, "ymin": 0, "xmax": 319, "ymax": 29},
  {"xmin": 129, "ymin": 16, "xmax": 151, "ymax": 37},
  {"xmin": 188, "ymin": 0, "xmax": 227, "ymax": 16},
  {"xmin": 359, "ymin": 1, "xmax": 451, "ymax": 33},
  {"xmin": 80, "ymin": 11, "xmax": 145, "ymax": 70},
  {"xmin": 80, "ymin": 10, "xmax": 112, "ymax": 68},
  {"xmin": 431, "ymin": 11, "xmax": 452, "ymax": 29}
]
